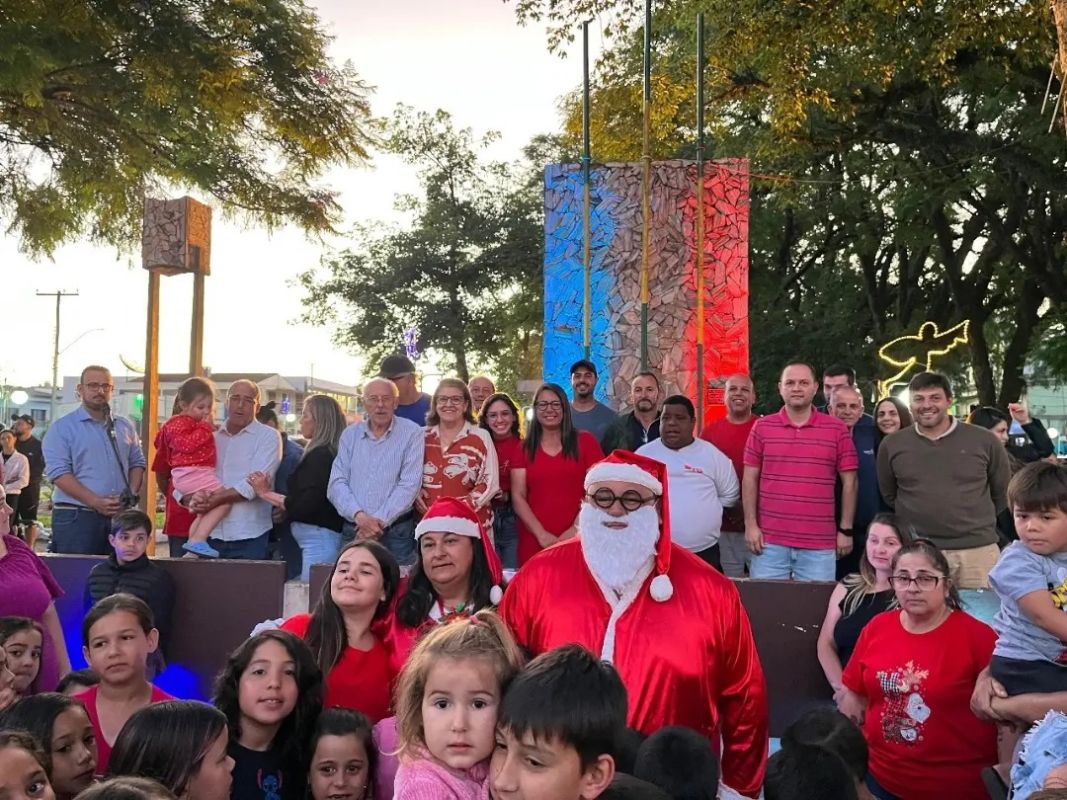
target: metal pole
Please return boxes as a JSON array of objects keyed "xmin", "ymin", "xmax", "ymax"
[
  {"xmin": 695, "ymin": 13, "xmax": 706, "ymax": 431},
  {"xmin": 640, "ymin": 0, "xmax": 652, "ymax": 372},
  {"xmin": 37, "ymin": 290, "xmax": 78, "ymax": 426},
  {"xmin": 582, "ymin": 20, "xmax": 592, "ymax": 361}
]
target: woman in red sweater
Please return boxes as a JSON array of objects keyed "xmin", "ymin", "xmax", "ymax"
[
  {"xmin": 511, "ymin": 383, "xmax": 603, "ymax": 567},
  {"xmin": 281, "ymin": 540, "xmax": 400, "ymax": 722},
  {"xmin": 840, "ymin": 539, "xmax": 997, "ymax": 800},
  {"xmin": 478, "ymin": 392, "xmax": 525, "ymax": 571}
]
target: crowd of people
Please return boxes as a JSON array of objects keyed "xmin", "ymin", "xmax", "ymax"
[{"xmin": 0, "ymin": 354, "xmax": 1065, "ymax": 800}]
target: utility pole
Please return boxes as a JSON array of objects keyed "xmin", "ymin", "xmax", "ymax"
[{"xmin": 37, "ymin": 290, "xmax": 78, "ymax": 427}]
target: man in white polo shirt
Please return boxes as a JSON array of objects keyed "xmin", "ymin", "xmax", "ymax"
[{"xmin": 637, "ymin": 394, "xmax": 740, "ymax": 571}]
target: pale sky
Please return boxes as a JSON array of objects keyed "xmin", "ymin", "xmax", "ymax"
[{"xmin": 1, "ymin": 0, "xmax": 598, "ymax": 389}]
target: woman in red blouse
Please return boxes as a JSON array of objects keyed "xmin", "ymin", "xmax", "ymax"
[
  {"xmin": 281, "ymin": 540, "xmax": 400, "ymax": 722},
  {"xmin": 478, "ymin": 392, "xmax": 525, "ymax": 570},
  {"xmin": 839, "ymin": 539, "xmax": 997, "ymax": 800},
  {"xmin": 417, "ymin": 378, "xmax": 499, "ymax": 531},
  {"xmin": 511, "ymin": 383, "xmax": 604, "ymax": 566}
]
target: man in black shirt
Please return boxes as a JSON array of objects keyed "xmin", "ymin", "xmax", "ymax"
[{"xmin": 12, "ymin": 415, "xmax": 44, "ymax": 546}]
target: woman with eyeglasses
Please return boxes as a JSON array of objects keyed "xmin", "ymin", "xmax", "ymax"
[
  {"xmin": 415, "ymin": 378, "xmax": 498, "ymax": 531},
  {"xmin": 838, "ymin": 539, "xmax": 997, "ymax": 800},
  {"xmin": 511, "ymin": 383, "xmax": 604, "ymax": 566}
]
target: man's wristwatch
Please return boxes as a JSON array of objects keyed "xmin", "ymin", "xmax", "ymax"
[{"xmin": 838, "ymin": 528, "xmax": 854, "ymax": 537}]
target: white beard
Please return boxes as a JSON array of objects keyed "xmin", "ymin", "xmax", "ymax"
[{"xmin": 579, "ymin": 504, "xmax": 659, "ymax": 595}]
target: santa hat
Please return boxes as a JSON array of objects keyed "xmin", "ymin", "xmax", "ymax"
[
  {"xmin": 583, "ymin": 450, "xmax": 674, "ymax": 602},
  {"xmin": 415, "ymin": 496, "xmax": 504, "ymax": 605}
]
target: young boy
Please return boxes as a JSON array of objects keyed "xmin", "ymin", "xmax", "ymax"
[
  {"xmin": 781, "ymin": 709, "xmax": 873, "ymax": 800},
  {"xmin": 490, "ymin": 644, "xmax": 627, "ymax": 800},
  {"xmin": 764, "ymin": 744, "xmax": 859, "ymax": 800},
  {"xmin": 633, "ymin": 726, "xmax": 719, "ymax": 800},
  {"xmin": 84, "ymin": 510, "xmax": 176, "ymax": 665}
]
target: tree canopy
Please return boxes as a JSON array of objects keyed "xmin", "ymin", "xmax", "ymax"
[
  {"xmin": 0, "ymin": 0, "xmax": 374, "ymax": 256},
  {"xmin": 512, "ymin": 0, "xmax": 1067, "ymax": 406},
  {"xmin": 298, "ymin": 106, "xmax": 544, "ymax": 388}
]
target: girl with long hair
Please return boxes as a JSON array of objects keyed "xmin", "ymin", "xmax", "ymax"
[
  {"xmin": 511, "ymin": 383, "xmax": 603, "ymax": 566},
  {"xmin": 307, "ymin": 708, "xmax": 377, "ymax": 800},
  {"xmin": 212, "ymin": 630, "xmax": 323, "ymax": 800},
  {"xmin": 817, "ymin": 515, "xmax": 913, "ymax": 705},
  {"xmin": 478, "ymin": 393, "xmax": 525, "ymax": 570},
  {"xmin": 0, "ymin": 693, "xmax": 97, "ymax": 800},
  {"xmin": 0, "ymin": 730, "xmax": 55, "ymax": 800},
  {"xmin": 280, "ymin": 540, "xmax": 400, "ymax": 722},
  {"xmin": 108, "ymin": 700, "xmax": 232, "ymax": 800},
  {"xmin": 250, "ymin": 394, "xmax": 348, "ymax": 581},
  {"xmin": 0, "ymin": 616, "xmax": 43, "ymax": 697}
]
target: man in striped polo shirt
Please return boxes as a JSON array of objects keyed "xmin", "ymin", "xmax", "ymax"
[{"xmin": 742, "ymin": 362, "xmax": 859, "ymax": 581}]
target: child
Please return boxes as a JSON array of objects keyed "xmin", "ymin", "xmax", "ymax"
[
  {"xmin": 56, "ymin": 669, "xmax": 98, "ymax": 697},
  {"xmin": 490, "ymin": 643, "xmax": 627, "ymax": 800},
  {"xmin": 0, "ymin": 616, "xmax": 43, "ymax": 696},
  {"xmin": 308, "ymin": 708, "xmax": 376, "ymax": 800},
  {"xmin": 989, "ymin": 462, "xmax": 1067, "ymax": 754},
  {"xmin": 394, "ymin": 610, "xmax": 524, "ymax": 800},
  {"xmin": 85, "ymin": 509, "xmax": 176, "ymax": 669},
  {"xmin": 0, "ymin": 692, "xmax": 98, "ymax": 800},
  {"xmin": 632, "ymin": 727, "xmax": 718, "ymax": 800},
  {"xmin": 0, "ymin": 730, "xmax": 55, "ymax": 800},
  {"xmin": 599, "ymin": 774, "xmax": 672, "ymax": 800},
  {"xmin": 780, "ymin": 709, "xmax": 872, "ymax": 800},
  {"xmin": 764, "ymin": 743, "xmax": 859, "ymax": 800},
  {"xmin": 74, "ymin": 593, "xmax": 174, "ymax": 777},
  {"xmin": 109, "ymin": 700, "xmax": 232, "ymax": 800},
  {"xmin": 75, "ymin": 777, "xmax": 179, "ymax": 800},
  {"xmin": 156, "ymin": 376, "xmax": 225, "ymax": 558},
  {"xmin": 212, "ymin": 629, "xmax": 323, "ymax": 800}
]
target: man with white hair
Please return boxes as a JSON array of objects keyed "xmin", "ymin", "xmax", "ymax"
[{"xmin": 500, "ymin": 450, "xmax": 768, "ymax": 799}]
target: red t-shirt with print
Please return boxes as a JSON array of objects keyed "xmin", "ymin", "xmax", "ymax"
[{"xmin": 842, "ymin": 609, "xmax": 997, "ymax": 800}]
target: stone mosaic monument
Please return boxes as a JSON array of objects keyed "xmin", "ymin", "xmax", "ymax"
[{"xmin": 543, "ymin": 159, "xmax": 750, "ymax": 415}]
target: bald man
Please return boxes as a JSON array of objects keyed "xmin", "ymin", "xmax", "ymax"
[
  {"xmin": 183, "ymin": 378, "xmax": 281, "ymax": 559},
  {"xmin": 468, "ymin": 376, "xmax": 496, "ymax": 417},
  {"xmin": 830, "ymin": 384, "xmax": 880, "ymax": 578}
]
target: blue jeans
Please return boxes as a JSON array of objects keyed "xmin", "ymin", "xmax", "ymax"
[
  {"xmin": 342, "ymin": 514, "xmax": 416, "ymax": 567},
  {"xmin": 866, "ymin": 773, "xmax": 900, "ymax": 800},
  {"xmin": 291, "ymin": 522, "xmax": 342, "ymax": 582},
  {"xmin": 206, "ymin": 530, "xmax": 270, "ymax": 560},
  {"xmin": 50, "ymin": 506, "xmax": 113, "ymax": 555},
  {"xmin": 750, "ymin": 543, "xmax": 836, "ymax": 582},
  {"xmin": 493, "ymin": 505, "xmax": 518, "ymax": 570}
]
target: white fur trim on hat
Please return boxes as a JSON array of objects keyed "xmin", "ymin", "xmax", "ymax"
[
  {"xmin": 649, "ymin": 574, "xmax": 673, "ymax": 602},
  {"xmin": 415, "ymin": 515, "xmax": 480, "ymax": 539},
  {"xmin": 584, "ymin": 462, "xmax": 663, "ymax": 494}
]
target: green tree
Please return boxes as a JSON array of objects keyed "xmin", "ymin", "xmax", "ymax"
[
  {"xmin": 512, "ymin": 0, "xmax": 1067, "ymax": 406},
  {"xmin": 1, "ymin": 0, "xmax": 374, "ymax": 256},
  {"xmin": 298, "ymin": 106, "xmax": 543, "ymax": 388}
]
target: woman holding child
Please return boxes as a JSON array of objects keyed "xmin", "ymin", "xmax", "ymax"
[{"xmin": 839, "ymin": 539, "xmax": 997, "ymax": 799}]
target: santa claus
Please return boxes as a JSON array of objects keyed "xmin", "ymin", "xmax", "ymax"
[{"xmin": 499, "ymin": 450, "xmax": 768, "ymax": 799}]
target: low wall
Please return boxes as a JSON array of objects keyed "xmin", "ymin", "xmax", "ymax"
[{"xmin": 43, "ymin": 554, "xmax": 287, "ymax": 700}]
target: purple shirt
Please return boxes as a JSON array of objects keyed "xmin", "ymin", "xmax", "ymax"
[
  {"xmin": 0, "ymin": 535, "xmax": 63, "ymax": 690},
  {"xmin": 744, "ymin": 408, "xmax": 858, "ymax": 549}
]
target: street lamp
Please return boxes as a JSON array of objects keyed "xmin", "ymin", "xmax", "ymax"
[{"xmin": 10, "ymin": 390, "xmax": 28, "ymax": 406}]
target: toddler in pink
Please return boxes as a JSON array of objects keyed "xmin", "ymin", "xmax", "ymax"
[
  {"xmin": 391, "ymin": 611, "xmax": 524, "ymax": 800},
  {"xmin": 158, "ymin": 377, "xmax": 226, "ymax": 558}
]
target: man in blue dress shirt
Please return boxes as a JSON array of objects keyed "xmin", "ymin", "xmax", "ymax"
[{"xmin": 43, "ymin": 365, "xmax": 146, "ymax": 554}]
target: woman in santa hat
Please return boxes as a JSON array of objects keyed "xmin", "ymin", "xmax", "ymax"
[{"xmin": 374, "ymin": 496, "xmax": 506, "ymax": 676}]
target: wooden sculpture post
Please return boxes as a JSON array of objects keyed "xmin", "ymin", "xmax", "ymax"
[{"xmin": 140, "ymin": 198, "xmax": 212, "ymax": 547}]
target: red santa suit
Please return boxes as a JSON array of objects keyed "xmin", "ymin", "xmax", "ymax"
[{"xmin": 498, "ymin": 451, "xmax": 768, "ymax": 799}]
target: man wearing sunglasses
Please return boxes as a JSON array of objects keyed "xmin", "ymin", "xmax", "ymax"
[
  {"xmin": 501, "ymin": 450, "xmax": 769, "ymax": 800},
  {"xmin": 43, "ymin": 365, "xmax": 146, "ymax": 554}
]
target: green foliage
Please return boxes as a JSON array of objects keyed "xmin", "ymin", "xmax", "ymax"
[
  {"xmin": 298, "ymin": 106, "xmax": 544, "ymax": 389},
  {"xmin": 512, "ymin": 0, "xmax": 1067, "ymax": 404},
  {"xmin": 0, "ymin": 0, "xmax": 375, "ymax": 255}
]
